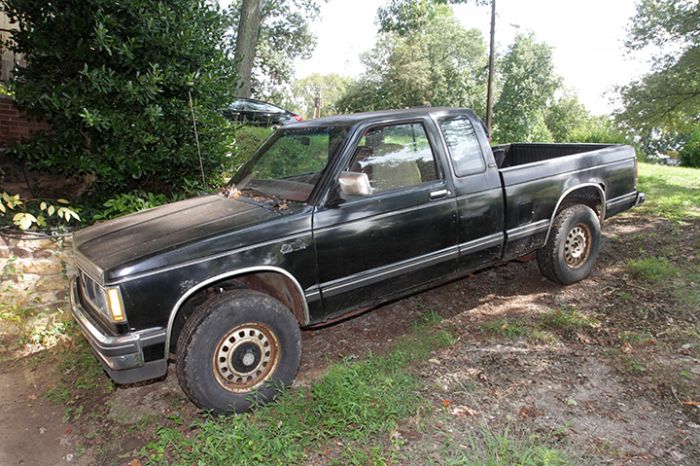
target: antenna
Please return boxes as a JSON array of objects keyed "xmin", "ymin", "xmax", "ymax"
[{"xmin": 188, "ymin": 89, "xmax": 206, "ymax": 187}]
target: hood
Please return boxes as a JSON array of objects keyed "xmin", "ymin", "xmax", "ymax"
[{"xmin": 74, "ymin": 195, "xmax": 277, "ymax": 283}]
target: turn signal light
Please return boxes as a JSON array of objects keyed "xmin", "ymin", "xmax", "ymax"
[{"xmin": 106, "ymin": 287, "xmax": 125, "ymax": 322}]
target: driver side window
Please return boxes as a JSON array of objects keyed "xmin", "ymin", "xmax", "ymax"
[{"xmin": 345, "ymin": 122, "xmax": 439, "ymax": 196}]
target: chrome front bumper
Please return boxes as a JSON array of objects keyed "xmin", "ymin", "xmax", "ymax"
[{"xmin": 69, "ymin": 278, "xmax": 167, "ymax": 384}]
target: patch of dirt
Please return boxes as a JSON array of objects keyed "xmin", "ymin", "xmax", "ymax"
[
  {"xmin": 0, "ymin": 359, "xmax": 94, "ymax": 466},
  {"xmin": 2, "ymin": 213, "xmax": 698, "ymax": 464}
]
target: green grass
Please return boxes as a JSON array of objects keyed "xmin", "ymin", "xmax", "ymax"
[
  {"xmin": 144, "ymin": 319, "xmax": 454, "ymax": 465},
  {"xmin": 636, "ymin": 163, "xmax": 700, "ymax": 222},
  {"xmin": 539, "ymin": 305, "xmax": 599, "ymax": 331},
  {"xmin": 435, "ymin": 427, "xmax": 572, "ymax": 466},
  {"xmin": 628, "ymin": 257, "xmax": 679, "ymax": 282},
  {"xmin": 478, "ymin": 306, "xmax": 599, "ymax": 342},
  {"xmin": 479, "ymin": 318, "xmax": 528, "ymax": 339}
]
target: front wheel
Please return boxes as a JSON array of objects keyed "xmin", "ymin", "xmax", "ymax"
[
  {"xmin": 537, "ymin": 204, "xmax": 601, "ymax": 285},
  {"xmin": 176, "ymin": 289, "xmax": 302, "ymax": 414}
]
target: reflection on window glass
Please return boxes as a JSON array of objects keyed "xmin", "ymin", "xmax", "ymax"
[
  {"xmin": 347, "ymin": 123, "xmax": 439, "ymax": 194},
  {"xmin": 439, "ymin": 116, "xmax": 485, "ymax": 176},
  {"xmin": 252, "ymin": 132, "xmax": 330, "ymax": 180}
]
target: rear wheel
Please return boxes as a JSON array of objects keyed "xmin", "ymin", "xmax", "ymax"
[
  {"xmin": 176, "ymin": 289, "xmax": 301, "ymax": 414},
  {"xmin": 537, "ymin": 204, "xmax": 601, "ymax": 285}
]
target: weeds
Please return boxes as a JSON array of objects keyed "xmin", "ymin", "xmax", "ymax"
[
  {"xmin": 433, "ymin": 426, "xmax": 572, "ymax": 466},
  {"xmin": 144, "ymin": 317, "xmax": 453, "ymax": 465},
  {"xmin": 479, "ymin": 319, "xmax": 528, "ymax": 339},
  {"xmin": 539, "ymin": 305, "xmax": 599, "ymax": 332},
  {"xmin": 628, "ymin": 257, "xmax": 678, "ymax": 282}
]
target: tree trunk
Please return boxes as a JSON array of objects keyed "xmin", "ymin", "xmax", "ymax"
[{"xmin": 234, "ymin": 0, "xmax": 263, "ymax": 98}]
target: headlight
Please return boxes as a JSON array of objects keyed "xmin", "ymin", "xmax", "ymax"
[{"xmin": 79, "ymin": 271, "xmax": 126, "ymax": 322}]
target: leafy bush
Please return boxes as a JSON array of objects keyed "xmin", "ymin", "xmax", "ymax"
[
  {"xmin": 0, "ymin": 192, "xmax": 80, "ymax": 230},
  {"xmin": 679, "ymin": 128, "xmax": 700, "ymax": 167},
  {"xmin": 92, "ymin": 191, "xmax": 185, "ymax": 221},
  {"xmin": 1, "ymin": 0, "xmax": 238, "ymax": 195}
]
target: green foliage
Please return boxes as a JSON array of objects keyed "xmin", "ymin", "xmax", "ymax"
[
  {"xmin": 228, "ymin": 0, "xmax": 323, "ymax": 102},
  {"xmin": 248, "ymin": 131, "xmax": 332, "ymax": 180},
  {"xmin": 1, "ymin": 0, "xmax": 238, "ymax": 194},
  {"xmin": 628, "ymin": 257, "xmax": 679, "ymax": 282},
  {"xmin": 337, "ymin": 7, "xmax": 487, "ymax": 114},
  {"xmin": 0, "ymin": 192, "xmax": 80, "ymax": 230},
  {"xmin": 569, "ymin": 117, "xmax": 632, "ymax": 144},
  {"xmin": 678, "ymin": 128, "xmax": 700, "ymax": 167},
  {"xmin": 492, "ymin": 33, "xmax": 560, "ymax": 143},
  {"xmin": 145, "ymin": 319, "xmax": 453, "ymax": 465},
  {"xmin": 376, "ymin": 0, "xmax": 485, "ymax": 37},
  {"xmin": 544, "ymin": 93, "xmax": 591, "ymax": 142},
  {"xmin": 455, "ymin": 427, "xmax": 571, "ymax": 466},
  {"xmin": 290, "ymin": 73, "xmax": 352, "ymax": 119},
  {"xmin": 91, "ymin": 190, "xmax": 185, "ymax": 221},
  {"xmin": 232, "ymin": 125, "xmax": 273, "ymax": 162},
  {"xmin": 617, "ymin": 0, "xmax": 700, "ymax": 132},
  {"xmin": 479, "ymin": 318, "xmax": 528, "ymax": 339},
  {"xmin": 636, "ymin": 162, "xmax": 700, "ymax": 221},
  {"xmin": 539, "ymin": 305, "xmax": 599, "ymax": 332}
]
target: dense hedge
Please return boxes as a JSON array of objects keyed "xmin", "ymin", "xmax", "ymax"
[{"xmin": 2, "ymin": 0, "xmax": 238, "ymax": 195}]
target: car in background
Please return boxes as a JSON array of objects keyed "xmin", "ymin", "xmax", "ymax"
[{"xmin": 223, "ymin": 97, "xmax": 302, "ymax": 127}]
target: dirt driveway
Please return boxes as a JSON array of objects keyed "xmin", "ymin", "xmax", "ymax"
[{"xmin": 1, "ymin": 211, "xmax": 698, "ymax": 465}]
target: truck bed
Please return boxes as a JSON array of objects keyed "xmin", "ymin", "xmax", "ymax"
[
  {"xmin": 494, "ymin": 143, "xmax": 618, "ymax": 168},
  {"xmin": 495, "ymin": 143, "xmax": 638, "ymax": 261}
]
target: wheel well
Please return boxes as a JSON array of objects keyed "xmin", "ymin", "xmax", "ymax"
[
  {"xmin": 168, "ymin": 271, "xmax": 307, "ymax": 353},
  {"xmin": 556, "ymin": 185, "xmax": 605, "ymax": 220}
]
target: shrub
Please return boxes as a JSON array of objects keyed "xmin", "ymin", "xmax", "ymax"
[
  {"xmin": 0, "ymin": 192, "xmax": 80, "ymax": 230},
  {"xmin": 92, "ymin": 191, "xmax": 185, "ymax": 221},
  {"xmin": 678, "ymin": 128, "xmax": 700, "ymax": 167},
  {"xmin": 1, "ymin": 0, "xmax": 238, "ymax": 195}
]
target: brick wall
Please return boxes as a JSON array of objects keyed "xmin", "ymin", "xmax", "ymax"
[{"xmin": 0, "ymin": 95, "xmax": 50, "ymax": 147}]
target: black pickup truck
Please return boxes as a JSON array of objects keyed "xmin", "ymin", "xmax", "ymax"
[{"xmin": 70, "ymin": 107, "xmax": 644, "ymax": 413}]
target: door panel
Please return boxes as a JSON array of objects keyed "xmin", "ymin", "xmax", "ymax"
[
  {"xmin": 312, "ymin": 120, "xmax": 458, "ymax": 319},
  {"xmin": 313, "ymin": 182, "xmax": 457, "ymax": 316}
]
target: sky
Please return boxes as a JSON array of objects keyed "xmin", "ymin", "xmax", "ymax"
[{"xmin": 223, "ymin": 0, "xmax": 653, "ymax": 116}]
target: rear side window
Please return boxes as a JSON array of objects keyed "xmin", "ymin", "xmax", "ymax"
[{"xmin": 439, "ymin": 116, "xmax": 485, "ymax": 176}]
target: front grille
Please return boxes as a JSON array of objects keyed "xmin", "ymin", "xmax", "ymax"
[{"xmin": 79, "ymin": 270, "xmax": 106, "ymax": 314}]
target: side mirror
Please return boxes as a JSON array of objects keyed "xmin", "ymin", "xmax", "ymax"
[{"xmin": 338, "ymin": 171, "xmax": 372, "ymax": 197}]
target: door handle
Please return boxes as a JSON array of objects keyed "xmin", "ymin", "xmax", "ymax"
[{"xmin": 430, "ymin": 189, "xmax": 449, "ymax": 200}]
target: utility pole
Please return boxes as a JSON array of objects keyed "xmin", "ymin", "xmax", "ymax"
[
  {"xmin": 313, "ymin": 85, "xmax": 322, "ymax": 119},
  {"xmin": 485, "ymin": 0, "xmax": 496, "ymax": 137}
]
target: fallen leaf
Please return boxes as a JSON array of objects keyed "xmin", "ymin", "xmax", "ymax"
[
  {"xmin": 442, "ymin": 399, "xmax": 451, "ymax": 408},
  {"xmin": 621, "ymin": 342, "xmax": 634, "ymax": 354},
  {"xmin": 127, "ymin": 460, "xmax": 143, "ymax": 466},
  {"xmin": 428, "ymin": 358, "xmax": 441, "ymax": 365},
  {"xmin": 477, "ymin": 372, "xmax": 488, "ymax": 382},
  {"xmin": 682, "ymin": 400, "xmax": 700, "ymax": 406},
  {"xmin": 518, "ymin": 405, "xmax": 540, "ymax": 418}
]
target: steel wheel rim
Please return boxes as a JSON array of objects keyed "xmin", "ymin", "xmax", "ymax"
[
  {"xmin": 564, "ymin": 223, "xmax": 592, "ymax": 269},
  {"xmin": 213, "ymin": 323, "xmax": 280, "ymax": 393}
]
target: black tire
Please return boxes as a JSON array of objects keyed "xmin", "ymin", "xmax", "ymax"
[
  {"xmin": 537, "ymin": 204, "xmax": 601, "ymax": 285},
  {"xmin": 176, "ymin": 289, "xmax": 302, "ymax": 414}
]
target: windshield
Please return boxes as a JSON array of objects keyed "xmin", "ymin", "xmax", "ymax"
[{"xmin": 231, "ymin": 126, "xmax": 348, "ymax": 203}]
